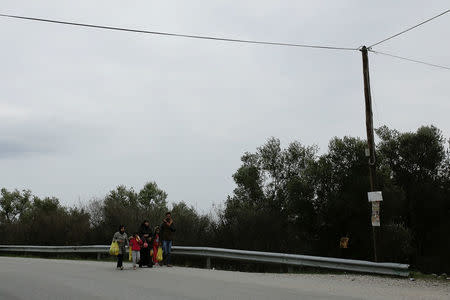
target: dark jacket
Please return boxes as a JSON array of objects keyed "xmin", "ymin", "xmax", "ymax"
[
  {"xmin": 160, "ymin": 220, "xmax": 176, "ymax": 241},
  {"xmin": 139, "ymin": 223, "xmax": 152, "ymax": 243}
]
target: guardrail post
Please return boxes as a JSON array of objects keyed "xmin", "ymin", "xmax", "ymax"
[
  {"xmin": 287, "ymin": 266, "xmax": 294, "ymax": 273},
  {"xmin": 97, "ymin": 253, "xmax": 101, "ymax": 260},
  {"xmin": 206, "ymin": 256, "xmax": 211, "ymax": 269}
]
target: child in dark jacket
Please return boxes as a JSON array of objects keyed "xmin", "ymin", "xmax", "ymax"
[
  {"xmin": 152, "ymin": 226, "xmax": 161, "ymax": 265},
  {"xmin": 129, "ymin": 233, "xmax": 143, "ymax": 270}
]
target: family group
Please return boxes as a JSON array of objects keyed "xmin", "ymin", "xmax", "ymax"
[{"xmin": 111, "ymin": 212, "xmax": 175, "ymax": 270}]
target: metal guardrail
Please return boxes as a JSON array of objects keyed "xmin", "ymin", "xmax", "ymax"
[{"xmin": 0, "ymin": 245, "xmax": 409, "ymax": 277}]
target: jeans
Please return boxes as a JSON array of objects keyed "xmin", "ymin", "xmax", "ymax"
[
  {"xmin": 131, "ymin": 250, "xmax": 140, "ymax": 267},
  {"xmin": 116, "ymin": 254, "xmax": 123, "ymax": 268},
  {"xmin": 162, "ymin": 240, "xmax": 172, "ymax": 265}
]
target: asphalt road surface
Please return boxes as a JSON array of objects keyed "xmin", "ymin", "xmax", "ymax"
[{"xmin": 0, "ymin": 257, "xmax": 448, "ymax": 300}]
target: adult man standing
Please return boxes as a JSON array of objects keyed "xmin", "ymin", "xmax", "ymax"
[{"xmin": 160, "ymin": 212, "xmax": 176, "ymax": 267}]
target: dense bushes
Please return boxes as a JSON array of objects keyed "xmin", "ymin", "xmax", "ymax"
[{"xmin": 1, "ymin": 125, "xmax": 449, "ymax": 273}]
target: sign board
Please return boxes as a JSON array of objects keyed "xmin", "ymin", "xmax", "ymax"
[
  {"xmin": 368, "ymin": 191, "xmax": 383, "ymax": 202},
  {"xmin": 340, "ymin": 237, "xmax": 349, "ymax": 248},
  {"xmin": 371, "ymin": 201, "xmax": 380, "ymax": 227}
]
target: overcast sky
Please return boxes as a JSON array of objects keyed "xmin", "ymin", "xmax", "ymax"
[{"xmin": 1, "ymin": 1, "xmax": 449, "ymax": 211}]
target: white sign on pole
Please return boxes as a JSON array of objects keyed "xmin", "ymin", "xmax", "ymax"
[
  {"xmin": 371, "ymin": 201, "xmax": 380, "ymax": 227},
  {"xmin": 368, "ymin": 191, "xmax": 383, "ymax": 202}
]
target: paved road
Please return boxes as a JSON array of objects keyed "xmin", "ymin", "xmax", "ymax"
[{"xmin": 0, "ymin": 257, "xmax": 448, "ymax": 300}]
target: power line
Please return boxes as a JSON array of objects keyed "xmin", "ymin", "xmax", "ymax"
[
  {"xmin": 1, "ymin": 13, "xmax": 449, "ymax": 70},
  {"xmin": 369, "ymin": 49, "xmax": 450, "ymax": 70},
  {"xmin": 369, "ymin": 9, "xmax": 450, "ymax": 48},
  {"xmin": 0, "ymin": 13, "xmax": 358, "ymax": 51}
]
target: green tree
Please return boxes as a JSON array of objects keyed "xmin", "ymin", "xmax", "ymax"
[
  {"xmin": 19, "ymin": 196, "xmax": 70, "ymax": 245},
  {"xmin": 376, "ymin": 125, "xmax": 450, "ymax": 271},
  {"xmin": 138, "ymin": 181, "xmax": 168, "ymax": 215},
  {"xmin": 0, "ymin": 188, "xmax": 32, "ymax": 223},
  {"xmin": 103, "ymin": 185, "xmax": 140, "ymax": 233},
  {"xmin": 313, "ymin": 136, "xmax": 373, "ymax": 258},
  {"xmin": 221, "ymin": 137, "xmax": 318, "ymax": 253},
  {"xmin": 170, "ymin": 202, "xmax": 215, "ymax": 246}
]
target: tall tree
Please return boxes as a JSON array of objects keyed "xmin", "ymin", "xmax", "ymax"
[
  {"xmin": 138, "ymin": 181, "xmax": 168, "ymax": 211},
  {"xmin": 376, "ymin": 125, "xmax": 450, "ymax": 271},
  {"xmin": 0, "ymin": 188, "xmax": 31, "ymax": 223}
]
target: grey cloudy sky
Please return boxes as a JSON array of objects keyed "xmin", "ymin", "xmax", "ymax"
[{"xmin": 1, "ymin": 1, "xmax": 449, "ymax": 211}]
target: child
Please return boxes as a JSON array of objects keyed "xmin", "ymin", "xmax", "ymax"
[
  {"xmin": 129, "ymin": 232, "xmax": 143, "ymax": 270},
  {"xmin": 152, "ymin": 226, "xmax": 161, "ymax": 265}
]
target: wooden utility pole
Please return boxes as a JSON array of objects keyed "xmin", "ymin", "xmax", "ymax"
[{"xmin": 361, "ymin": 46, "xmax": 378, "ymax": 262}]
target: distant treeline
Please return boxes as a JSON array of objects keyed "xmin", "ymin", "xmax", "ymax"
[{"xmin": 1, "ymin": 125, "xmax": 449, "ymax": 273}]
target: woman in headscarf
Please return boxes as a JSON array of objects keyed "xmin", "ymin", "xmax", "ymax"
[
  {"xmin": 112, "ymin": 225, "xmax": 128, "ymax": 270},
  {"xmin": 138, "ymin": 220, "xmax": 153, "ymax": 268}
]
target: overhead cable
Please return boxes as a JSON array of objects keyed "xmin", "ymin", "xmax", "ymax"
[
  {"xmin": 369, "ymin": 9, "xmax": 450, "ymax": 48},
  {"xmin": 369, "ymin": 50, "xmax": 450, "ymax": 70},
  {"xmin": 0, "ymin": 13, "xmax": 358, "ymax": 51}
]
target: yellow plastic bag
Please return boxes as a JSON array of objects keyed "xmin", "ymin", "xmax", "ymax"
[
  {"xmin": 129, "ymin": 249, "xmax": 132, "ymax": 261},
  {"xmin": 109, "ymin": 241, "xmax": 119, "ymax": 256},
  {"xmin": 157, "ymin": 247, "xmax": 163, "ymax": 262}
]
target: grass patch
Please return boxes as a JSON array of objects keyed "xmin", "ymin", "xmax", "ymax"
[{"xmin": 410, "ymin": 271, "xmax": 449, "ymax": 281}]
